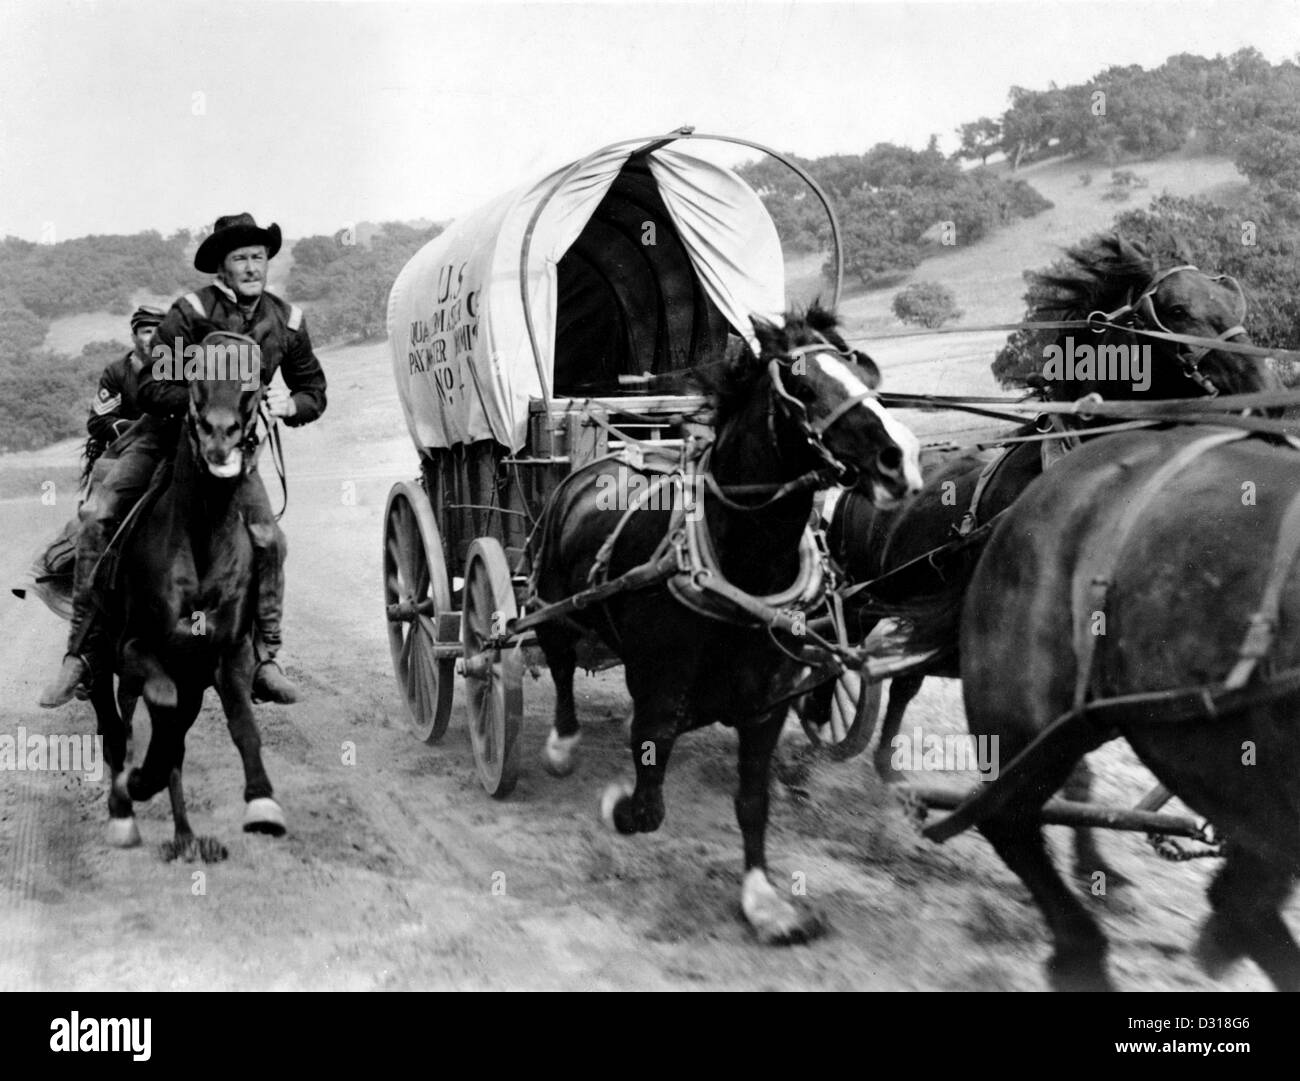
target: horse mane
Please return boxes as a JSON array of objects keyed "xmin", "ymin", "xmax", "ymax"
[
  {"xmin": 1023, "ymin": 233, "xmax": 1157, "ymax": 322},
  {"xmin": 697, "ymin": 303, "xmax": 849, "ymax": 427}
]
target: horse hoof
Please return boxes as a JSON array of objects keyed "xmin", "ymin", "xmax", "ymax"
[
  {"xmin": 1048, "ymin": 965, "xmax": 1113, "ymax": 992},
  {"xmin": 599, "ymin": 782, "xmax": 633, "ymax": 832},
  {"xmin": 105, "ymin": 816, "xmax": 141, "ymax": 848},
  {"xmin": 243, "ymin": 797, "xmax": 286, "ymax": 836},
  {"xmin": 1047, "ymin": 949, "xmax": 1113, "ymax": 991},
  {"xmin": 1194, "ymin": 913, "xmax": 1246, "ymax": 979},
  {"xmin": 542, "ymin": 731, "xmax": 580, "ymax": 777},
  {"xmin": 742, "ymin": 868, "xmax": 826, "ymax": 946}
]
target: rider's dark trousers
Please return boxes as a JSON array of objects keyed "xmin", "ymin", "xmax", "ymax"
[{"xmin": 68, "ymin": 433, "xmax": 286, "ymax": 664}]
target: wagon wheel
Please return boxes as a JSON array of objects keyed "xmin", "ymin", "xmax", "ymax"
[
  {"xmin": 461, "ymin": 537, "xmax": 523, "ymax": 799},
  {"xmin": 797, "ymin": 667, "xmax": 883, "ymax": 760},
  {"xmin": 384, "ymin": 481, "xmax": 455, "ymax": 743}
]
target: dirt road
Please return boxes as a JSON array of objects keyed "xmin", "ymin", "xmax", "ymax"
[{"xmin": 0, "ymin": 338, "xmax": 1281, "ymax": 991}]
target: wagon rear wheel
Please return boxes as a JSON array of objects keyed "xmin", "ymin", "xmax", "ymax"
[
  {"xmin": 797, "ymin": 667, "xmax": 882, "ymax": 760},
  {"xmin": 384, "ymin": 481, "xmax": 455, "ymax": 743},
  {"xmin": 461, "ymin": 537, "xmax": 523, "ymax": 799}
]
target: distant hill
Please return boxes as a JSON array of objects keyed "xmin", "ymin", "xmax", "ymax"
[{"xmin": 829, "ymin": 150, "xmax": 1249, "ymax": 334}]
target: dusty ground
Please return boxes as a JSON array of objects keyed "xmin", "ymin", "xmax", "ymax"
[{"xmin": 0, "ymin": 335, "xmax": 1287, "ymax": 992}]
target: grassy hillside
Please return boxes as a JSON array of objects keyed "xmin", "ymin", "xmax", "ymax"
[
  {"xmin": 777, "ymin": 150, "xmax": 1253, "ymax": 407},
  {"xmin": 40, "ymin": 245, "xmax": 298, "ymax": 355},
  {"xmin": 798, "ymin": 151, "xmax": 1249, "ymax": 336}
]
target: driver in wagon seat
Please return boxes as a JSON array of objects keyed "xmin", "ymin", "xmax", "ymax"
[{"xmin": 39, "ymin": 213, "xmax": 328, "ymax": 708}]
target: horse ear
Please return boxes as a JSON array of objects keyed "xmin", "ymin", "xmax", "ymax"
[
  {"xmin": 1169, "ymin": 231, "xmax": 1194, "ymax": 265},
  {"xmin": 749, "ymin": 315, "xmax": 785, "ymax": 358},
  {"xmin": 804, "ymin": 300, "xmax": 838, "ymax": 335},
  {"xmin": 852, "ymin": 350, "xmax": 882, "ymax": 388}
]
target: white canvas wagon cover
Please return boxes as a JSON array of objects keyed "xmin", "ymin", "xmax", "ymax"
[{"xmin": 387, "ymin": 140, "xmax": 787, "ymax": 453}]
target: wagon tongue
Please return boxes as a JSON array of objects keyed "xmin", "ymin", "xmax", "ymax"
[{"xmin": 919, "ymin": 710, "xmax": 1110, "ymax": 843}]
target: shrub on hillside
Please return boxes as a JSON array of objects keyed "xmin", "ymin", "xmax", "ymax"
[
  {"xmin": 892, "ymin": 282, "xmax": 963, "ymax": 328},
  {"xmin": 781, "ymin": 144, "xmax": 1052, "ymax": 288}
]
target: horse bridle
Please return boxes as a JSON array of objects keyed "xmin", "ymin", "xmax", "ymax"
[
  {"xmin": 767, "ymin": 340, "xmax": 880, "ymax": 486},
  {"xmin": 1088, "ymin": 264, "xmax": 1249, "ymax": 397},
  {"xmin": 185, "ymin": 382, "xmax": 268, "ymax": 468}
]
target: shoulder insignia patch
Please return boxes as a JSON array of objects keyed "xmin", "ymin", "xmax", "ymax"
[
  {"xmin": 93, "ymin": 394, "xmax": 122, "ymax": 416},
  {"xmin": 287, "ymin": 304, "xmax": 304, "ymax": 331}
]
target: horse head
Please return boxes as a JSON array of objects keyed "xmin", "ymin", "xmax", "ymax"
[
  {"xmin": 1032, "ymin": 234, "xmax": 1278, "ymax": 399},
  {"xmin": 742, "ymin": 305, "xmax": 923, "ymax": 508},
  {"xmin": 185, "ymin": 331, "xmax": 265, "ymax": 480},
  {"xmin": 1130, "ymin": 260, "xmax": 1276, "ymax": 396}
]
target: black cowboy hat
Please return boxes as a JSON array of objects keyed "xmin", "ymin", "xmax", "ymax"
[{"xmin": 194, "ymin": 212, "xmax": 282, "ymax": 273}]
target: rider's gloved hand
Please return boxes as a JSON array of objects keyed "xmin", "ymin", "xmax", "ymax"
[{"xmin": 265, "ymin": 386, "xmax": 297, "ymax": 419}]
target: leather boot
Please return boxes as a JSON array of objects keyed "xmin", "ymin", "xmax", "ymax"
[
  {"xmin": 38, "ymin": 654, "xmax": 91, "ymax": 708},
  {"xmin": 248, "ymin": 520, "xmax": 298, "ymax": 704},
  {"xmin": 38, "ymin": 518, "xmax": 105, "ymax": 707},
  {"xmin": 252, "ymin": 638, "xmax": 299, "ymax": 704}
]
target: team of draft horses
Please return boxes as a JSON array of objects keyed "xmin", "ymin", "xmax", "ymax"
[{"xmin": 30, "ymin": 218, "xmax": 1300, "ymax": 992}]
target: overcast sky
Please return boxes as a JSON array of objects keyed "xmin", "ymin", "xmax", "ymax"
[{"xmin": 1, "ymin": 0, "xmax": 1296, "ymax": 242}]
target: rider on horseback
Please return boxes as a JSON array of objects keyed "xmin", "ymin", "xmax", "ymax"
[
  {"xmin": 85, "ymin": 305, "xmax": 165, "ymax": 468},
  {"xmin": 39, "ymin": 213, "xmax": 328, "ymax": 708}
]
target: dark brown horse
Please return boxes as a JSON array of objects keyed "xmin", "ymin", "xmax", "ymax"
[
  {"xmin": 531, "ymin": 306, "xmax": 923, "ymax": 943},
  {"xmin": 94, "ymin": 332, "xmax": 285, "ymax": 859},
  {"xmin": 814, "ymin": 234, "xmax": 1277, "ymax": 874},
  {"xmin": 958, "ymin": 425, "xmax": 1300, "ymax": 990}
]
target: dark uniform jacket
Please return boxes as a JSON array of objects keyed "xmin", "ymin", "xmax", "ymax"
[
  {"xmin": 136, "ymin": 281, "xmax": 328, "ymax": 429},
  {"xmin": 87, "ymin": 352, "xmax": 147, "ymax": 450}
]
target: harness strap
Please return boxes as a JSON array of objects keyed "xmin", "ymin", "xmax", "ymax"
[
  {"xmin": 1224, "ymin": 484, "xmax": 1300, "ymax": 690},
  {"xmin": 957, "ymin": 449, "xmax": 1009, "ymax": 537},
  {"xmin": 837, "ymin": 514, "xmax": 1004, "ymax": 607},
  {"xmin": 1070, "ymin": 428, "xmax": 1247, "ymax": 711},
  {"xmin": 1040, "ymin": 413, "xmax": 1082, "ymax": 471},
  {"xmin": 809, "ymin": 390, "xmax": 878, "ymax": 436},
  {"xmin": 587, "ymin": 472, "xmax": 680, "ymax": 586},
  {"xmin": 703, "ymin": 467, "xmax": 831, "ymax": 512}
]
